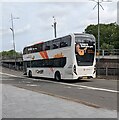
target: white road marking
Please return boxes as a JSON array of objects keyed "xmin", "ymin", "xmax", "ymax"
[
  {"xmin": 26, "ymin": 84, "xmax": 39, "ymax": 87},
  {"xmin": 0, "ymin": 72, "xmax": 24, "ymax": 78},
  {"xmin": 0, "ymin": 72, "xmax": 119, "ymax": 93},
  {"xmin": 58, "ymin": 82, "xmax": 119, "ymax": 93}
]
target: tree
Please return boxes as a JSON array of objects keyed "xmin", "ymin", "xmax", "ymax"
[
  {"xmin": 1, "ymin": 50, "xmax": 22, "ymax": 60},
  {"xmin": 85, "ymin": 23, "xmax": 119, "ymax": 49}
]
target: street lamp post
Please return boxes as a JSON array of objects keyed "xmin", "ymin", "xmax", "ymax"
[
  {"xmin": 90, "ymin": 0, "xmax": 104, "ymax": 61},
  {"xmin": 52, "ymin": 16, "xmax": 57, "ymax": 38},
  {"xmin": 10, "ymin": 14, "xmax": 19, "ymax": 69},
  {"xmin": 97, "ymin": 0, "xmax": 101, "ymax": 61},
  {"xmin": 90, "ymin": 0, "xmax": 111, "ymax": 61}
]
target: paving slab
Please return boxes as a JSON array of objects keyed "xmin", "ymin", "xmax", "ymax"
[{"xmin": 2, "ymin": 84, "xmax": 117, "ymax": 118}]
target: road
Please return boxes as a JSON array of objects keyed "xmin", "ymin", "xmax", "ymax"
[{"xmin": 1, "ymin": 66, "xmax": 118, "ymax": 118}]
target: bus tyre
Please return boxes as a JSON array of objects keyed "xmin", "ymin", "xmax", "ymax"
[
  {"xmin": 55, "ymin": 71, "xmax": 61, "ymax": 81},
  {"xmin": 28, "ymin": 70, "xmax": 32, "ymax": 78}
]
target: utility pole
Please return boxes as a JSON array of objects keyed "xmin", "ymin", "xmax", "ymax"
[
  {"xmin": 97, "ymin": 0, "xmax": 101, "ymax": 61},
  {"xmin": 52, "ymin": 16, "xmax": 57, "ymax": 38},
  {"xmin": 10, "ymin": 13, "xmax": 19, "ymax": 69},
  {"xmin": 90, "ymin": 0, "xmax": 111, "ymax": 61}
]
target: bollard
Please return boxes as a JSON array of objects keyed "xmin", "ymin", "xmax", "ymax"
[
  {"xmin": 102, "ymin": 50, "xmax": 104, "ymax": 57},
  {"xmin": 106, "ymin": 67, "xmax": 108, "ymax": 76}
]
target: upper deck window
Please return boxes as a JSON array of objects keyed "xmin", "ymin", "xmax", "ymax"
[
  {"xmin": 60, "ymin": 35, "xmax": 71, "ymax": 48},
  {"xmin": 53, "ymin": 44, "xmax": 58, "ymax": 49},
  {"xmin": 23, "ymin": 48, "xmax": 28, "ymax": 54},
  {"xmin": 23, "ymin": 35, "xmax": 72, "ymax": 54}
]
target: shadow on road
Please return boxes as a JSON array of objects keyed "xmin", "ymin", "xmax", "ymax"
[{"xmin": 30, "ymin": 76, "xmax": 92, "ymax": 84}]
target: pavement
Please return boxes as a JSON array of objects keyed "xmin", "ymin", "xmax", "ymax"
[{"xmin": 2, "ymin": 84, "xmax": 117, "ymax": 118}]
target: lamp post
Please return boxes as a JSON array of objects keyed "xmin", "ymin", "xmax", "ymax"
[
  {"xmin": 10, "ymin": 13, "xmax": 19, "ymax": 69},
  {"xmin": 52, "ymin": 16, "xmax": 57, "ymax": 38},
  {"xmin": 90, "ymin": 0, "xmax": 111, "ymax": 61}
]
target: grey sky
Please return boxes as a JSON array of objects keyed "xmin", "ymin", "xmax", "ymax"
[{"xmin": 1, "ymin": 0, "xmax": 118, "ymax": 52}]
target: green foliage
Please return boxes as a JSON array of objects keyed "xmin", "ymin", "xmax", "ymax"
[
  {"xmin": 85, "ymin": 22, "xmax": 119, "ymax": 49},
  {"xmin": 101, "ymin": 43, "xmax": 114, "ymax": 50},
  {"xmin": 1, "ymin": 50, "xmax": 22, "ymax": 59}
]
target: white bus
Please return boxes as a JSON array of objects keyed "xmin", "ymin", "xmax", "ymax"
[{"xmin": 23, "ymin": 33, "xmax": 96, "ymax": 81}]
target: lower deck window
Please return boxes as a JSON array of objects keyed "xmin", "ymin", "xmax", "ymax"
[{"xmin": 24, "ymin": 57, "xmax": 66, "ymax": 68}]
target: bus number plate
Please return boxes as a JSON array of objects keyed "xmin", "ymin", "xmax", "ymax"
[{"xmin": 82, "ymin": 76, "xmax": 87, "ymax": 79}]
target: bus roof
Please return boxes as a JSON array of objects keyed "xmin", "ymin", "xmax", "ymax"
[
  {"xmin": 23, "ymin": 33, "xmax": 95, "ymax": 49},
  {"xmin": 74, "ymin": 33, "xmax": 95, "ymax": 38}
]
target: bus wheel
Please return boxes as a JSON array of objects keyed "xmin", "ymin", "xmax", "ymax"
[
  {"xmin": 55, "ymin": 71, "xmax": 61, "ymax": 81},
  {"xmin": 28, "ymin": 70, "xmax": 32, "ymax": 78}
]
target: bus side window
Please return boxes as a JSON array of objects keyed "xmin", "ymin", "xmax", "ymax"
[
  {"xmin": 23, "ymin": 48, "xmax": 27, "ymax": 54},
  {"xmin": 32, "ymin": 45, "xmax": 38, "ymax": 53},
  {"xmin": 60, "ymin": 42, "xmax": 68, "ymax": 48},
  {"xmin": 67, "ymin": 35, "xmax": 71, "ymax": 46},
  {"xmin": 43, "ymin": 41, "xmax": 52, "ymax": 51},
  {"xmin": 27, "ymin": 47, "xmax": 32, "ymax": 54},
  {"xmin": 60, "ymin": 35, "xmax": 71, "ymax": 48},
  {"xmin": 53, "ymin": 44, "xmax": 58, "ymax": 49},
  {"xmin": 38, "ymin": 44, "xmax": 43, "ymax": 52},
  {"xmin": 45, "ymin": 45, "xmax": 50, "ymax": 50}
]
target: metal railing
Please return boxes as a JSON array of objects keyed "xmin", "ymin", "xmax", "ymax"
[
  {"xmin": 96, "ymin": 68, "xmax": 118, "ymax": 76},
  {"xmin": 97, "ymin": 49, "xmax": 119, "ymax": 56}
]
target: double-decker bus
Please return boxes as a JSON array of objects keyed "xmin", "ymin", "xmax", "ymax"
[{"xmin": 23, "ymin": 33, "xmax": 96, "ymax": 81}]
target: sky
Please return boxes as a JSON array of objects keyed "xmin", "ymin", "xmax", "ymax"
[{"xmin": 0, "ymin": 0, "xmax": 118, "ymax": 52}]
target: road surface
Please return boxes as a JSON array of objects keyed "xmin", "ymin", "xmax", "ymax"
[{"xmin": 1, "ymin": 66, "xmax": 118, "ymax": 118}]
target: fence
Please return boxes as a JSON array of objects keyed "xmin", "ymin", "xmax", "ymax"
[
  {"xmin": 98, "ymin": 49, "xmax": 119, "ymax": 56},
  {"xmin": 96, "ymin": 68, "xmax": 118, "ymax": 76},
  {"xmin": 96, "ymin": 59, "xmax": 118, "ymax": 79},
  {"xmin": 1, "ymin": 60, "xmax": 118, "ymax": 79},
  {"xmin": 1, "ymin": 62, "xmax": 23, "ymax": 71}
]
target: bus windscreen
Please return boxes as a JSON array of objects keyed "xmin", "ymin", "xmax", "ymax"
[{"xmin": 75, "ymin": 37, "xmax": 95, "ymax": 66}]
